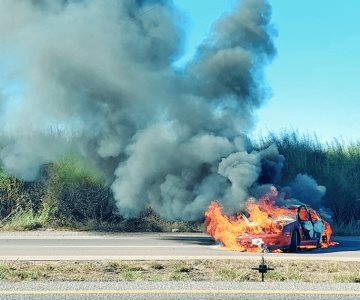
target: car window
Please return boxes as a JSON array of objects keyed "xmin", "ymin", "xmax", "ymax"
[{"xmin": 299, "ymin": 207, "xmax": 310, "ymax": 221}]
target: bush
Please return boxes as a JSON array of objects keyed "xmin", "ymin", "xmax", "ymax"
[
  {"xmin": 45, "ymin": 154, "xmax": 113, "ymax": 223},
  {"xmin": 0, "ymin": 174, "xmax": 44, "ymax": 222}
]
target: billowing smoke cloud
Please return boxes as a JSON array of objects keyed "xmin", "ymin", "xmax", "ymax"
[
  {"xmin": 289, "ymin": 174, "xmax": 326, "ymax": 210},
  {"xmin": 285, "ymin": 174, "xmax": 332, "ymax": 220},
  {"xmin": 251, "ymin": 173, "xmax": 330, "ymax": 220},
  {"xmin": 0, "ymin": 0, "xmax": 283, "ymax": 220}
]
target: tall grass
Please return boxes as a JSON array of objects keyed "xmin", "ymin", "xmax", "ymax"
[
  {"xmin": 332, "ymin": 219, "xmax": 360, "ymax": 236},
  {"xmin": 1, "ymin": 204, "xmax": 51, "ymax": 230},
  {"xmin": 45, "ymin": 153, "xmax": 113, "ymax": 224},
  {"xmin": 0, "ymin": 133, "xmax": 359, "ymax": 234},
  {"xmin": 0, "ymin": 153, "xmax": 197, "ymax": 232},
  {"xmin": 258, "ymin": 132, "xmax": 360, "ymax": 225}
]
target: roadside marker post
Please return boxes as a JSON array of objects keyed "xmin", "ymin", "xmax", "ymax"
[{"xmin": 251, "ymin": 244, "xmax": 275, "ymax": 282}]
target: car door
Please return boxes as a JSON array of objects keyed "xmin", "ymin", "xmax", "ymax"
[
  {"xmin": 309, "ymin": 209, "xmax": 325, "ymax": 243},
  {"xmin": 297, "ymin": 206, "xmax": 315, "ymax": 240}
]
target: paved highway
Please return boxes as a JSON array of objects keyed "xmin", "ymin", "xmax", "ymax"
[
  {"xmin": 0, "ymin": 281, "xmax": 359, "ymax": 300},
  {"xmin": 0, "ymin": 231, "xmax": 358, "ymax": 261}
]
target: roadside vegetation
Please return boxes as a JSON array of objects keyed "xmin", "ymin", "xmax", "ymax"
[
  {"xmin": 0, "ymin": 133, "xmax": 359, "ymax": 234},
  {"xmin": 256, "ymin": 132, "xmax": 360, "ymax": 235},
  {"xmin": 0, "ymin": 260, "xmax": 359, "ymax": 283},
  {"xmin": 0, "ymin": 153, "xmax": 199, "ymax": 232}
]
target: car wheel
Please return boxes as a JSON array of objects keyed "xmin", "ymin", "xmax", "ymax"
[{"xmin": 289, "ymin": 231, "xmax": 299, "ymax": 253}]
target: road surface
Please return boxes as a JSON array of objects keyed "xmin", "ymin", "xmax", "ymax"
[
  {"xmin": 0, "ymin": 282, "xmax": 359, "ymax": 300},
  {"xmin": 0, "ymin": 231, "xmax": 358, "ymax": 261}
]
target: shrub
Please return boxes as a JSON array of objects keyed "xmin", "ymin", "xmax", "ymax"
[
  {"xmin": 0, "ymin": 173, "xmax": 45, "ymax": 223},
  {"xmin": 45, "ymin": 153, "xmax": 113, "ymax": 223}
]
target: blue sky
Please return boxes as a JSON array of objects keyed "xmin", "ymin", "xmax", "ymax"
[{"xmin": 175, "ymin": 0, "xmax": 360, "ymax": 143}]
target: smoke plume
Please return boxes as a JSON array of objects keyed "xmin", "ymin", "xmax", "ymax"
[{"xmin": 0, "ymin": 0, "xmax": 294, "ymax": 220}]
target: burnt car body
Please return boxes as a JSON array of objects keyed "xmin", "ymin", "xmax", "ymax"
[{"xmin": 236, "ymin": 205, "xmax": 328, "ymax": 252}]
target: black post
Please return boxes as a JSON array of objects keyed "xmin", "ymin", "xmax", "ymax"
[{"xmin": 251, "ymin": 245, "xmax": 274, "ymax": 282}]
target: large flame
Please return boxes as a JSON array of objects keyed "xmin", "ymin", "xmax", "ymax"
[{"xmin": 205, "ymin": 191, "xmax": 338, "ymax": 252}]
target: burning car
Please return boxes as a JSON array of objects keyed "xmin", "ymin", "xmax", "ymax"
[
  {"xmin": 236, "ymin": 205, "xmax": 332, "ymax": 252},
  {"xmin": 205, "ymin": 192, "xmax": 337, "ymax": 252}
]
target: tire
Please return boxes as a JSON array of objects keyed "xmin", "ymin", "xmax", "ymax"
[{"xmin": 289, "ymin": 231, "xmax": 299, "ymax": 253}]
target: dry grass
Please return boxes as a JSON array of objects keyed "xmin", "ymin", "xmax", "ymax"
[{"xmin": 0, "ymin": 260, "xmax": 358, "ymax": 283}]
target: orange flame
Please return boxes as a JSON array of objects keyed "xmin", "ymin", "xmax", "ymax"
[
  {"xmin": 320, "ymin": 221, "xmax": 339, "ymax": 248},
  {"xmin": 205, "ymin": 196, "xmax": 297, "ymax": 252},
  {"xmin": 204, "ymin": 193, "xmax": 338, "ymax": 252}
]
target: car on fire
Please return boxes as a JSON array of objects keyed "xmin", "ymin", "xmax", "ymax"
[{"xmin": 236, "ymin": 205, "xmax": 330, "ymax": 252}]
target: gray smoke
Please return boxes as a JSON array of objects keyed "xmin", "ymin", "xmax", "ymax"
[
  {"xmin": 253, "ymin": 173, "xmax": 331, "ymax": 220},
  {"xmin": 290, "ymin": 174, "xmax": 326, "ymax": 210},
  {"xmin": 0, "ymin": 0, "xmax": 278, "ymax": 220}
]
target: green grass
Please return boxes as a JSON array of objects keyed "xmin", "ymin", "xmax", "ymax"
[
  {"xmin": 170, "ymin": 261, "xmax": 193, "ymax": 280},
  {"xmin": 1, "ymin": 204, "xmax": 51, "ymax": 230},
  {"xmin": 0, "ymin": 260, "xmax": 358, "ymax": 283},
  {"xmin": 50, "ymin": 153, "xmax": 105, "ymax": 189}
]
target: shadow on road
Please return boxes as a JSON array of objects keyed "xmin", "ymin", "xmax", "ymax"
[
  {"xmin": 159, "ymin": 236, "xmax": 215, "ymax": 246},
  {"xmin": 295, "ymin": 237, "xmax": 360, "ymax": 254},
  {"xmin": 161, "ymin": 235, "xmax": 360, "ymax": 254}
]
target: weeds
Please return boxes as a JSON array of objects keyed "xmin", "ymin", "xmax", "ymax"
[
  {"xmin": 0, "ymin": 260, "xmax": 358, "ymax": 283},
  {"xmin": 1, "ymin": 204, "xmax": 51, "ymax": 230},
  {"xmin": 172, "ymin": 262, "xmax": 192, "ymax": 273}
]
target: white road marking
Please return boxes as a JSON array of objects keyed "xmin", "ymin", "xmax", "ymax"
[
  {"xmin": 43, "ymin": 245, "xmax": 203, "ymax": 248},
  {"xmin": 1, "ymin": 289, "xmax": 360, "ymax": 296},
  {"xmin": 0, "ymin": 255, "xmax": 359, "ymax": 261}
]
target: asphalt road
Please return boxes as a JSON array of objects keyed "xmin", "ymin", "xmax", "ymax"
[
  {"xmin": 0, "ymin": 231, "xmax": 358, "ymax": 261},
  {"xmin": 0, "ymin": 281, "xmax": 359, "ymax": 300}
]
